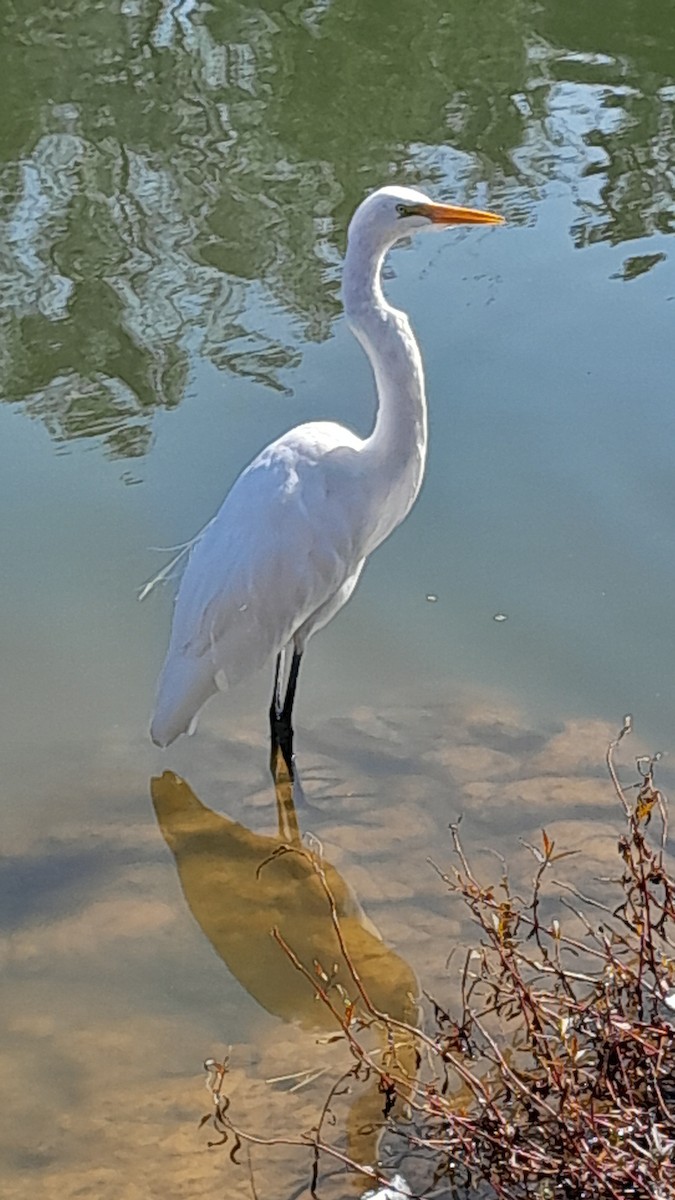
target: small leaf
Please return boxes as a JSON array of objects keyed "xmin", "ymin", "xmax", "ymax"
[
  {"xmin": 550, "ymin": 849, "xmax": 580, "ymax": 863},
  {"xmin": 635, "ymin": 788, "xmax": 657, "ymax": 824}
]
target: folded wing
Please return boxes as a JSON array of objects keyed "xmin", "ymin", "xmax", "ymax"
[{"xmin": 151, "ymin": 427, "xmax": 361, "ymax": 746}]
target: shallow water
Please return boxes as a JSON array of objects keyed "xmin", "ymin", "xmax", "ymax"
[{"xmin": 2, "ymin": 0, "xmax": 675, "ymax": 1195}]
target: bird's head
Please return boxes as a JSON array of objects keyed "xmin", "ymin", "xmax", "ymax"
[{"xmin": 347, "ymin": 184, "xmax": 504, "ymax": 252}]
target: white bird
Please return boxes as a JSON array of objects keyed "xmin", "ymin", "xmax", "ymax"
[{"xmin": 150, "ymin": 185, "xmax": 503, "ymax": 770}]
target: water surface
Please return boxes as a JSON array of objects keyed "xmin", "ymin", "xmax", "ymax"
[{"xmin": 2, "ymin": 0, "xmax": 674, "ymax": 1195}]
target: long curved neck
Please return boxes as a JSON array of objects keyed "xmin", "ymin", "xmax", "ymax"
[{"xmin": 342, "ymin": 230, "xmax": 428, "ymax": 514}]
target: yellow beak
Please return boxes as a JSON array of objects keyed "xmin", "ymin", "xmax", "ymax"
[{"xmin": 420, "ymin": 201, "xmax": 505, "ymax": 226}]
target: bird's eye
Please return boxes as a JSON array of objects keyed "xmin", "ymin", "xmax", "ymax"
[{"xmin": 396, "ymin": 203, "xmax": 416, "ymax": 218}]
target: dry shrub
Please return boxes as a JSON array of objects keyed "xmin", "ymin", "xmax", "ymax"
[{"xmin": 203, "ymin": 719, "xmax": 675, "ymax": 1199}]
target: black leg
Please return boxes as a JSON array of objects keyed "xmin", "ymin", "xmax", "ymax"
[
  {"xmin": 269, "ymin": 650, "xmax": 303, "ymax": 782},
  {"xmin": 281, "ymin": 650, "xmax": 302, "ymax": 724},
  {"xmin": 269, "ymin": 653, "xmax": 283, "ymax": 778},
  {"xmin": 269, "ymin": 653, "xmax": 282, "ymax": 723}
]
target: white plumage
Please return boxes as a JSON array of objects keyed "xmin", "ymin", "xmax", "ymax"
[
  {"xmin": 151, "ymin": 424, "xmax": 367, "ymax": 743},
  {"xmin": 151, "ymin": 186, "xmax": 503, "ymax": 749}
]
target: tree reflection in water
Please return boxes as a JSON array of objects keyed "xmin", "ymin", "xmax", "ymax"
[{"xmin": 1, "ymin": 0, "xmax": 673, "ymax": 459}]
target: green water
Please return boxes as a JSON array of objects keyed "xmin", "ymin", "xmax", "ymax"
[{"xmin": 2, "ymin": 1, "xmax": 674, "ymax": 1195}]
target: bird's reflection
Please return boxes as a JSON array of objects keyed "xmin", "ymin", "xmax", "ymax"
[{"xmin": 151, "ymin": 766, "xmax": 419, "ymax": 1185}]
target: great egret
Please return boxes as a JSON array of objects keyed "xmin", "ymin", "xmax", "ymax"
[{"xmin": 150, "ymin": 185, "xmax": 503, "ymax": 770}]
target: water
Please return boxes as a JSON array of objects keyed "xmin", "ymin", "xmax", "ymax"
[{"xmin": 2, "ymin": 0, "xmax": 674, "ymax": 1195}]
